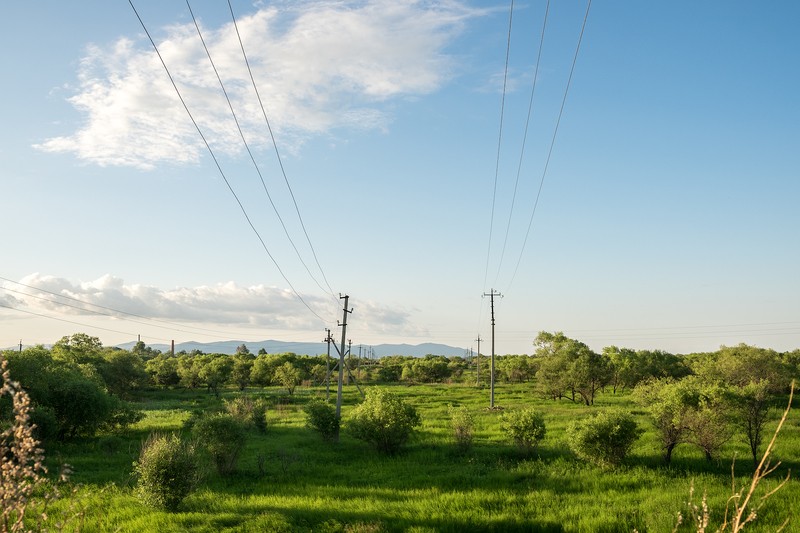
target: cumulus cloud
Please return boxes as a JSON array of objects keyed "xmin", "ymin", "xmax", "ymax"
[
  {"xmin": 2, "ymin": 273, "xmax": 419, "ymax": 337},
  {"xmin": 35, "ymin": 0, "xmax": 480, "ymax": 169}
]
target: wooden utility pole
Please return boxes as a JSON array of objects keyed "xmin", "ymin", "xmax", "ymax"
[
  {"xmin": 324, "ymin": 328, "xmax": 333, "ymax": 401},
  {"xmin": 483, "ymin": 289, "xmax": 502, "ymax": 408},
  {"xmin": 336, "ymin": 295, "xmax": 352, "ymax": 420},
  {"xmin": 475, "ymin": 335, "xmax": 482, "ymax": 387}
]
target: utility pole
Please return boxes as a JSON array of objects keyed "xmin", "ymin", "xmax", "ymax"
[
  {"xmin": 19, "ymin": 339, "xmax": 23, "ymax": 353},
  {"xmin": 324, "ymin": 328, "xmax": 333, "ymax": 401},
  {"xmin": 346, "ymin": 339, "xmax": 353, "ymax": 385},
  {"xmin": 483, "ymin": 289, "xmax": 502, "ymax": 408},
  {"xmin": 336, "ymin": 295, "xmax": 352, "ymax": 421},
  {"xmin": 475, "ymin": 335, "xmax": 482, "ymax": 387}
]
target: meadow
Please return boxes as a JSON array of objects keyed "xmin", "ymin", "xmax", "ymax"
[{"xmin": 43, "ymin": 382, "xmax": 799, "ymax": 532}]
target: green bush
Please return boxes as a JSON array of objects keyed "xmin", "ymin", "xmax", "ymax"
[
  {"xmin": 192, "ymin": 413, "xmax": 247, "ymax": 475},
  {"xmin": 133, "ymin": 433, "xmax": 200, "ymax": 511},
  {"xmin": 304, "ymin": 398, "xmax": 340, "ymax": 441},
  {"xmin": 448, "ymin": 405, "xmax": 474, "ymax": 452},
  {"xmin": 225, "ymin": 396, "xmax": 268, "ymax": 434},
  {"xmin": 347, "ymin": 388, "xmax": 420, "ymax": 454},
  {"xmin": 567, "ymin": 410, "xmax": 642, "ymax": 467},
  {"xmin": 500, "ymin": 408, "xmax": 546, "ymax": 453}
]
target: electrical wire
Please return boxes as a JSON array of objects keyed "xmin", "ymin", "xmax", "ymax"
[
  {"xmin": 493, "ymin": 0, "xmax": 550, "ymax": 286},
  {"xmin": 186, "ymin": 1, "xmax": 336, "ymax": 305},
  {"xmin": 0, "ymin": 301, "xmax": 165, "ymax": 341},
  {"xmin": 0, "ymin": 284, "xmax": 248, "ymax": 341},
  {"xmin": 0, "ymin": 275, "xmax": 261, "ymax": 338},
  {"xmin": 482, "ymin": 0, "xmax": 515, "ymax": 291},
  {"xmin": 226, "ymin": 0, "xmax": 337, "ymax": 301},
  {"xmin": 506, "ymin": 0, "xmax": 592, "ymax": 291},
  {"xmin": 128, "ymin": 0, "xmax": 329, "ymax": 325}
]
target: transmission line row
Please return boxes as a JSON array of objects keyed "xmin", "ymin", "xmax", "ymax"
[{"xmin": 128, "ymin": 1, "xmax": 337, "ymax": 327}]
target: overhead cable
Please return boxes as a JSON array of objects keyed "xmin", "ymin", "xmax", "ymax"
[
  {"xmin": 186, "ymin": 0, "xmax": 335, "ymax": 304},
  {"xmin": 127, "ymin": 0, "xmax": 329, "ymax": 325},
  {"xmin": 506, "ymin": 0, "xmax": 592, "ymax": 291},
  {"xmin": 494, "ymin": 0, "xmax": 550, "ymax": 286},
  {"xmin": 226, "ymin": 0, "xmax": 337, "ymax": 301}
]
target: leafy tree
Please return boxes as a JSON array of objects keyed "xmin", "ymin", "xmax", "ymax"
[
  {"xmin": 304, "ymin": 398, "xmax": 340, "ymax": 441},
  {"xmin": 570, "ymin": 347, "xmax": 611, "ymax": 406},
  {"xmin": 603, "ymin": 346, "xmax": 637, "ymax": 393},
  {"xmin": 274, "ymin": 362, "xmax": 300, "ymax": 395},
  {"xmin": 52, "ymin": 333, "xmax": 103, "ymax": 366},
  {"xmin": 198, "ymin": 355, "xmax": 232, "ymax": 397},
  {"xmin": 500, "ymin": 408, "xmax": 546, "ymax": 454},
  {"xmin": 567, "ymin": 410, "xmax": 642, "ymax": 467},
  {"xmin": 98, "ymin": 349, "xmax": 148, "ymax": 398},
  {"xmin": 224, "ymin": 396, "xmax": 267, "ymax": 434},
  {"xmin": 235, "ymin": 344, "xmax": 251, "ymax": 356},
  {"xmin": 192, "ymin": 413, "xmax": 247, "ymax": 476},
  {"xmin": 498, "ymin": 355, "xmax": 533, "ymax": 383},
  {"xmin": 347, "ymin": 388, "xmax": 420, "ymax": 454},
  {"xmin": 177, "ymin": 356, "xmax": 202, "ymax": 389},
  {"xmin": 134, "ymin": 433, "xmax": 200, "ymax": 512},
  {"xmin": 230, "ymin": 354, "xmax": 254, "ymax": 391},
  {"xmin": 634, "ymin": 378, "xmax": 700, "ymax": 463},
  {"xmin": 145, "ymin": 355, "xmax": 180, "ymax": 387}
]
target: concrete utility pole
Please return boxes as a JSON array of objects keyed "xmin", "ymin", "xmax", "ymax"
[
  {"xmin": 324, "ymin": 328, "xmax": 333, "ymax": 401},
  {"xmin": 483, "ymin": 289, "xmax": 502, "ymax": 408},
  {"xmin": 475, "ymin": 335, "xmax": 482, "ymax": 387},
  {"xmin": 336, "ymin": 295, "xmax": 352, "ymax": 420},
  {"xmin": 19, "ymin": 340, "xmax": 23, "ymax": 353}
]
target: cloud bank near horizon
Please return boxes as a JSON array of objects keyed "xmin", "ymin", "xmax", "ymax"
[
  {"xmin": 35, "ymin": 1, "xmax": 480, "ymax": 169},
  {"xmin": 1, "ymin": 273, "xmax": 423, "ymax": 339}
]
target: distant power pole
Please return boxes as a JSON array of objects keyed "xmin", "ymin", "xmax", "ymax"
[
  {"xmin": 336, "ymin": 295, "xmax": 352, "ymax": 421},
  {"xmin": 324, "ymin": 328, "xmax": 333, "ymax": 401},
  {"xmin": 19, "ymin": 339, "xmax": 23, "ymax": 353},
  {"xmin": 483, "ymin": 289, "xmax": 502, "ymax": 408},
  {"xmin": 475, "ymin": 335, "xmax": 482, "ymax": 387}
]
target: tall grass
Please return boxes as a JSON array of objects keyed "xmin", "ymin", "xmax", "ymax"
[{"xmin": 38, "ymin": 383, "xmax": 799, "ymax": 532}]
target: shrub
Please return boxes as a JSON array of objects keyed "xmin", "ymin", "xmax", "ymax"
[
  {"xmin": 133, "ymin": 433, "xmax": 200, "ymax": 511},
  {"xmin": 225, "ymin": 396, "xmax": 268, "ymax": 434},
  {"xmin": 304, "ymin": 398, "xmax": 340, "ymax": 441},
  {"xmin": 1, "ymin": 356, "xmax": 48, "ymax": 530},
  {"xmin": 347, "ymin": 388, "xmax": 420, "ymax": 454},
  {"xmin": 500, "ymin": 408, "xmax": 546, "ymax": 453},
  {"xmin": 192, "ymin": 413, "xmax": 247, "ymax": 475},
  {"xmin": 567, "ymin": 410, "xmax": 642, "ymax": 467},
  {"xmin": 448, "ymin": 405, "xmax": 474, "ymax": 452}
]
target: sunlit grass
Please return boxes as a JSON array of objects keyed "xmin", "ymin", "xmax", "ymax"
[{"xmin": 41, "ymin": 383, "xmax": 800, "ymax": 532}]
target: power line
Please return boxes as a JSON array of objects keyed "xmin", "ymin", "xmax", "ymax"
[
  {"xmin": 0, "ymin": 284, "xmax": 244, "ymax": 341},
  {"xmin": 494, "ymin": 0, "xmax": 550, "ymax": 286},
  {"xmin": 128, "ymin": 0, "xmax": 329, "ymax": 325},
  {"xmin": 506, "ymin": 0, "xmax": 592, "ymax": 291},
  {"xmin": 186, "ymin": 0, "xmax": 335, "ymax": 304},
  {"xmin": 482, "ymin": 0, "xmax": 515, "ymax": 291},
  {"xmin": 0, "ymin": 275, "xmax": 257, "ymax": 338},
  {"xmin": 0, "ymin": 302, "xmax": 165, "ymax": 341},
  {"xmin": 226, "ymin": 0, "xmax": 337, "ymax": 301}
]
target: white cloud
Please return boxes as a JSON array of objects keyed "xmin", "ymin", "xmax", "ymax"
[
  {"xmin": 2, "ymin": 273, "xmax": 420, "ymax": 338},
  {"xmin": 35, "ymin": 1, "xmax": 480, "ymax": 169}
]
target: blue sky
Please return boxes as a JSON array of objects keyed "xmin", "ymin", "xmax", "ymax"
[{"xmin": 1, "ymin": 1, "xmax": 798, "ymax": 355}]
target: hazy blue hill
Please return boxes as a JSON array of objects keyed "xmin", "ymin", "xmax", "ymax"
[{"xmin": 115, "ymin": 339, "xmax": 466, "ymax": 358}]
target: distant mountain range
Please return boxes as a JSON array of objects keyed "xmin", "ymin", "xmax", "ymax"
[{"xmin": 114, "ymin": 339, "xmax": 468, "ymax": 358}]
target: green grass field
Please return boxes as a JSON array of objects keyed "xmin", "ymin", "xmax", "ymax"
[{"xmin": 41, "ymin": 382, "xmax": 800, "ymax": 532}]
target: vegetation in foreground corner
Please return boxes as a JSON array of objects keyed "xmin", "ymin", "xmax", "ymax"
[{"xmin": 0, "ymin": 333, "xmax": 797, "ymax": 531}]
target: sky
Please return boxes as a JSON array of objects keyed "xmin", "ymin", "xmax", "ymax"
[{"xmin": 1, "ymin": 1, "xmax": 799, "ymax": 356}]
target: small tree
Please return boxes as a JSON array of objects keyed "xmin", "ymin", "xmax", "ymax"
[
  {"xmin": 274, "ymin": 362, "xmax": 301, "ymax": 395},
  {"xmin": 567, "ymin": 410, "xmax": 642, "ymax": 467},
  {"xmin": 448, "ymin": 405, "xmax": 474, "ymax": 452},
  {"xmin": 500, "ymin": 408, "xmax": 546, "ymax": 453},
  {"xmin": 133, "ymin": 433, "xmax": 200, "ymax": 511},
  {"xmin": 304, "ymin": 398, "xmax": 340, "ymax": 441},
  {"xmin": 347, "ymin": 388, "xmax": 420, "ymax": 454},
  {"xmin": 224, "ymin": 396, "xmax": 268, "ymax": 434},
  {"xmin": 192, "ymin": 413, "xmax": 247, "ymax": 475}
]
